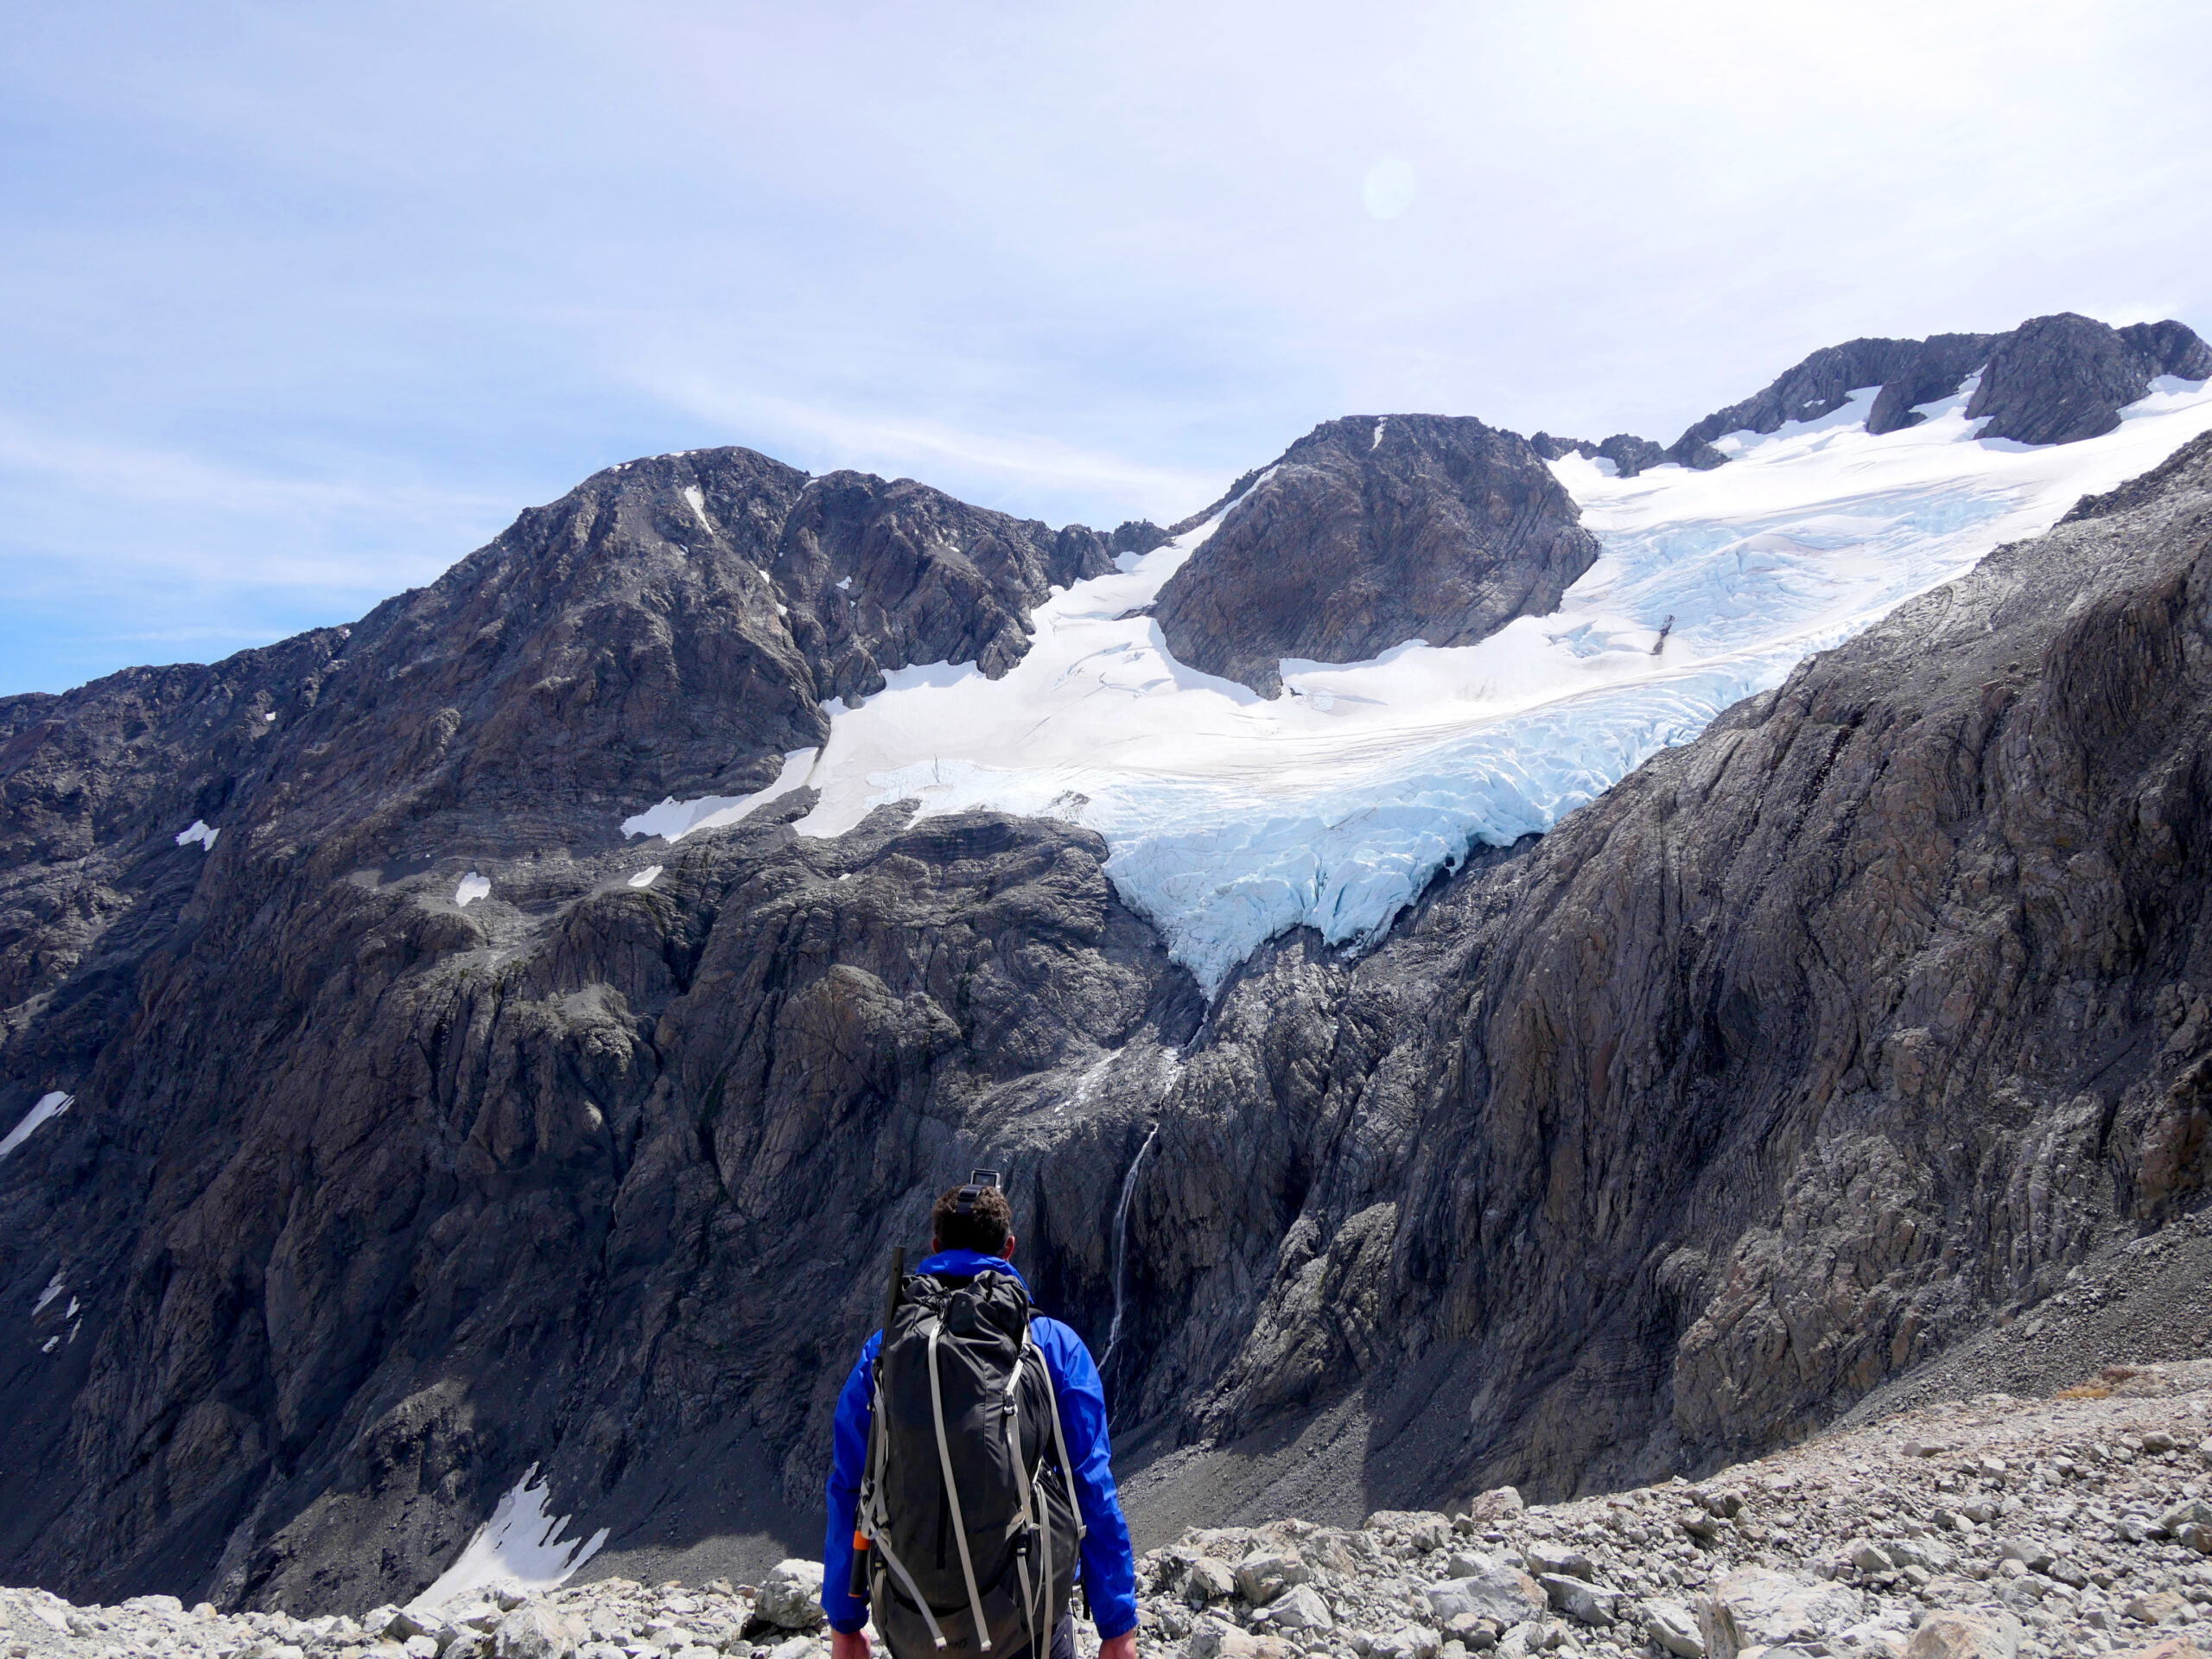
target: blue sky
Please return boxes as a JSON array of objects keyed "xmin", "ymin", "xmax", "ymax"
[{"xmin": 4, "ymin": 0, "xmax": 2209, "ymax": 696}]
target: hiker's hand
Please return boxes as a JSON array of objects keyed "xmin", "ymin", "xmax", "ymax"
[
  {"xmin": 831, "ymin": 1630, "xmax": 872, "ymax": 1659},
  {"xmin": 1100, "ymin": 1632, "xmax": 1138, "ymax": 1659}
]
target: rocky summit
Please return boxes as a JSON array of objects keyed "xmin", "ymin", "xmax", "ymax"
[
  {"xmin": 3, "ymin": 311, "xmax": 2212, "ymax": 1621},
  {"xmin": 1151, "ymin": 414, "xmax": 1599, "ymax": 696}
]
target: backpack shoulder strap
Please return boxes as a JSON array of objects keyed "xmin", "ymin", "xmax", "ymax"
[{"xmin": 1027, "ymin": 1315, "xmax": 1088, "ymax": 1546}]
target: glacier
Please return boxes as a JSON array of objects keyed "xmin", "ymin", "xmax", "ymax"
[{"xmin": 627, "ymin": 375, "xmax": 2212, "ymax": 995}]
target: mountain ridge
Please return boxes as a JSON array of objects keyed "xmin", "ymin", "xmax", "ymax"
[{"xmin": 2, "ymin": 315, "xmax": 2210, "ymax": 1618}]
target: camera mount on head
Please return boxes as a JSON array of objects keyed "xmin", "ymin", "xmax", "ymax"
[{"xmin": 952, "ymin": 1169, "xmax": 1001, "ymax": 1215}]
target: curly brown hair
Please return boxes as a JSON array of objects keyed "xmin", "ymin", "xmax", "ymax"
[{"xmin": 931, "ymin": 1179, "xmax": 1013, "ymax": 1255}]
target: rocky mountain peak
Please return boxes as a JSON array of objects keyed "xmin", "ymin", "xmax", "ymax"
[
  {"xmin": 1963, "ymin": 311, "xmax": 2212, "ymax": 445},
  {"xmin": 770, "ymin": 469, "xmax": 1161, "ymax": 706},
  {"xmin": 1535, "ymin": 312, "xmax": 2212, "ymax": 479},
  {"xmin": 1152, "ymin": 414, "xmax": 1600, "ymax": 696}
]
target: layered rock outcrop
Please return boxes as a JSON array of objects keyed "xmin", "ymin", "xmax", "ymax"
[
  {"xmin": 1152, "ymin": 416, "xmax": 1600, "ymax": 696},
  {"xmin": 1965, "ymin": 315, "xmax": 2212, "ymax": 447},
  {"xmin": 1665, "ymin": 315, "xmax": 2210, "ymax": 464}
]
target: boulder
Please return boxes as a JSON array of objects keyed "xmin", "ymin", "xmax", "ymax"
[
  {"xmin": 1461, "ymin": 1490, "xmax": 1524, "ymax": 1529},
  {"xmin": 1259, "ymin": 1586, "xmax": 1334, "ymax": 1632},
  {"xmin": 1641, "ymin": 1600, "xmax": 1705, "ymax": 1659},
  {"xmin": 1235, "ymin": 1550, "xmax": 1308, "ymax": 1605},
  {"xmin": 1427, "ymin": 1566, "xmax": 1548, "ymax": 1629},
  {"xmin": 1183, "ymin": 1558, "xmax": 1238, "ymax": 1604},
  {"xmin": 756, "ymin": 1561, "xmax": 828, "ymax": 1632},
  {"xmin": 1696, "ymin": 1570, "xmax": 1865, "ymax": 1659},
  {"xmin": 1184, "ymin": 1617, "xmax": 1292, "ymax": 1659},
  {"xmin": 389, "ymin": 1607, "xmax": 450, "ymax": 1643},
  {"xmin": 1365, "ymin": 1510, "xmax": 1456, "ymax": 1534},
  {"xmin": 1539, "ymin": 1576, "xmax": 1619, "ymax": 1627},
  {"xmin": 2158, "ymin": 1499, "xmax": 2212, "ymax": 1534},
  {"xmin": 1831, "ymin": 1614, "xmax": 1915, "ymax": 1659},
  {"xmin": 1887, "ymin": 1540, "xmax": 1953, "ymax": 1575},
  {"xmin": 1523, "ymin": 1546, "xmax": 1595, "ymax": 1580},
  {"xmin": 1367, "ymin": 1630, "xmax": 1443, "ymax": 1659},
  {"xmin": 2125, "ymin": 1592, "xmax": 2193, "ymax": 1627},
  {"xmin": 1901, "ymin": 1611, "xmax": 2021, "ymax": 1659},
  {"xmin": 493, "ymin": 1606, "xmax": 584, "ymax": 1659}
]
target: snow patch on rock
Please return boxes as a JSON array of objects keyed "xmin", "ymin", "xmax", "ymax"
[
  {"xmin": 1, "ymin": 1091, "xmax": 74, "ymax": 1160},
  {"xmin": 408, "ymin": 1466, "xmax": 607, "ymax": 1611},
  {"xmin": 622, "ymin": 748, "xmax": 819, "ymax": 845}
]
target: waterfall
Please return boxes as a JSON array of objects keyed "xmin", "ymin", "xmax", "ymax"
[{"xmin": 1097, "ymin": 1120, "xmax": 1161, "ymax": 1384}]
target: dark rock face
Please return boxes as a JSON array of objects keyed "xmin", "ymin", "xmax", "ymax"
[
  {"xmin": 1669, "ymin": 313, "xmax": 2210, "ymax": 462},
  {"xmin": 1861, "ymin": 333, "xmax": 2001, "ymax": 435},
  {"xmin": 1109, "ymin": 428, "xmax": 2212, "ymax": 1526},
  {"xmin": 772, "ymin": 472, "xmax": 1163, "ymax": 704},
  {"xmin": 1665, "ymin": 335, "xmax": 1947, "ymax": 463},
  {"xmin": 8, "ymin": 411, "xmax": 2212, "ymax": 1618},
  {"xmin": 0, "ymin": 448, "xmax": 1179, "ymax": 1611},
  {"xmin": 1153, "ymin": 416, "xmax": 1601, "ymax": 696},
  {"xmin": 1967, "ymin": 312, "xmax": 2212, "ymax": 445},
  {"xmin": 1527, "ymin": 432, "xmax": 1669, "ymax": 479}
]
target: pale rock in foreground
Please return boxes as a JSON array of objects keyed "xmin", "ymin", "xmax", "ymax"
[
  {"xmin": 756, "ymin": 1561, "xmax": 829, "ymax": 1632},
  {"xmin": 1697, "ymin": 1568, "xmax": 1866, "ymax": 1658},
  {"xmin": 1902, "ymin": 1609, "xmax": 2022, "ymax": 1659},
  {"xmin": 1642, "ymin": 1599, "xmax": 1706, "ymax": 1657}
]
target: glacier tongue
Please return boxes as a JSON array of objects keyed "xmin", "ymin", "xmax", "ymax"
[{"xmin": 634, "ymin": 376, "xmax": 2212, "ymax": 995}]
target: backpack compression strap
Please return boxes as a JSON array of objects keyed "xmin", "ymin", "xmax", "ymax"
[
  {"xmin": 927, "ymin": 1319, "xmax": 995, "ymax": 1651},
  {"xmin": 1011, "ymin": 1331, "xmax": 1054, "ymax": 1651},
  {"xmin": 861, "ymin": 1370, "xmax": 951, "ymax": 1650}
]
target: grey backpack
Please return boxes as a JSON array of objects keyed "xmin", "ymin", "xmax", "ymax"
[{"xmin": 855, "ymin": 1269, "xmax": 1084, "ymax": 1656}]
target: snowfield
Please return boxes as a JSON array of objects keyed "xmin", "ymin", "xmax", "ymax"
[
  {"xmin": 407, "ymin": 1466, "xmax": 607, "ymax": 1612},
  {"xmin": 626, "ymin": 376, "xmax": 2212, "ymax": 994}
]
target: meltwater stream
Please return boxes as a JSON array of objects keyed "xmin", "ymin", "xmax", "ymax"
[{"xmin": 1096, "ymin": 1121, "xmax": 1161, "ymax": 1391}]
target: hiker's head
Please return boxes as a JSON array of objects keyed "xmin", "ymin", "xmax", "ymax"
[{"xmin": 931, "ymin": 1179, "xmax": 1014, "ymax": 1258}]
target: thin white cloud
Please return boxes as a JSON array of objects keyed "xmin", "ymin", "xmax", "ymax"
[
  {"xmin": 641, "ymin": 378, "xmax": 1224, "ymax": 524},
  {"xmin": 0, "ymin": 417, "xmax": 502, "ymax": 529}
]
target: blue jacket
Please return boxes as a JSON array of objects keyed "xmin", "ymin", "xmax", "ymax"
[{"xmin": 821, "ymin": 1250, "xmax": 1138, "ymax": 1640}]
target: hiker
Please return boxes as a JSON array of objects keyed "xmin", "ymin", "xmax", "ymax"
[{"xmin": 823, "ymin": 1175, "xmax": 1139, "ymax": 1659}]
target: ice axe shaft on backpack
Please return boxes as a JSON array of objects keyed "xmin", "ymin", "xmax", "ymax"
[{"xmin": 851, "ymin": 1244, "xmax": 907, "ymax": 1600}]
